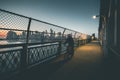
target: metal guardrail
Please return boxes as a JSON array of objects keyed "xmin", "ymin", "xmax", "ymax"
[{"xmin": 0, "ymin": 42, "xmax": 59, "ymax": 79}]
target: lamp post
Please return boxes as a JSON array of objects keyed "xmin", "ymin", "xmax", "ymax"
[
  {"xmin": 93, "ymin": 15, "xmax": 106, "ymax": 25},
  {"xmin": 93, "ymin": 15, "xmax": 106, "ymax": 45},
  {"xmin": 93, "ymin": 15, "xmax": 108, "ymax": 57}
]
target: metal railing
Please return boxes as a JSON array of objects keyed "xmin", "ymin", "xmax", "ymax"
[{"xmin": 0, "ymin": 9, "xmax": 90, "ymax": 79}]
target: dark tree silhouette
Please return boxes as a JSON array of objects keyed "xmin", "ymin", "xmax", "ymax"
[{"xmin": 6, "ymin": 30, "xmax": 18, "ymax": 40}]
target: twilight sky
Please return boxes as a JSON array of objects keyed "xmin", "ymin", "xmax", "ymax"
[{"xmin": 0, "ymin": 0, "xmax": 100, "ymax": 37}]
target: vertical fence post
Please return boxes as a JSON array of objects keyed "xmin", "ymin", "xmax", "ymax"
[
  {"xmin": 78, "ymin": 39, "xmax": 80, "ymax": 47},
  {"xmin": 20, "ymin": 18, "xmax": 31, "ymax": 71},
  {"xmin": 78, "ymin": 35, "xmax": 81, "ymax": 46},
  {"xmin": 21, "ymin": 44, "xmax": 27, "ymax": 71},
  {"xmin": 62, "ymin": 28, "xmax": 66, "ymax": 40},
  {"xmin": 57, "ymin": 41, "xmax": 62, "ymax": 56},
  {"xmin": 74, "ymin": 32, "xmax": 77, "ymax": 39},
  {"xmin": 74, "ymin": 32, "xmax": 77, "ymax": 47},
  {"xmin": 57, "ymin": 28, "xmax": 66, "ymax": 56}
]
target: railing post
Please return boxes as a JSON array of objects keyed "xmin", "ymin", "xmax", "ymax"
[
  {"xmin": 62, "ymin": 28, "xmax": 66, "ymax": 40},
  {"xmin": 20, "ymin": 18, "xmax": 31, "ymax": 71},
  {"xmin": 20, "ymin": 44, "xmax": 27, "ymax": 71},
  {"xmin": 78, "ymin": 40, "xmax": 80, "ymax": 46},
  {"xmin": 74, "ymin": 32, "xmax": 77, "ymax": 39},
  {"xmin": 57, "ymin": 41, "xmax": 62, "ymax": 56},
  {"xmin": 57, "ymin": 28, "xmax": 66, "ymax": 55}
]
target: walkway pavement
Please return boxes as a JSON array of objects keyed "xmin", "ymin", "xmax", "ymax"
[
  {"xmin": 47, "ymin": 40, "xmax": 104, "ymax": 80},
  {"xmin": 9, "ymin": 40, "xmax": 118, "ymax": 80}
]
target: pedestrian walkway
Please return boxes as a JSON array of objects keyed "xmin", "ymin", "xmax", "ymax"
[
  {"xmin": 47, "ymin": 40, "xmax": 104, "ymax": 80},
  {"xmin": 9, "ymin": 40, "xmax": 105, "ymax": 80}
]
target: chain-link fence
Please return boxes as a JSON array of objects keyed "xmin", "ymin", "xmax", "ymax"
[
  {"xmin": 0, "ymin": 9, "xmax": 91, "ymax": 79},
  {"xmin": 0, "ymin": 9, "xmax": 81, "ymax": 44}
]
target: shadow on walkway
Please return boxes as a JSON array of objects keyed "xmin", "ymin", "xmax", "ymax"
[{"xmin": 9, "ymin": 55, "xmax": 70, "ymax": 80}]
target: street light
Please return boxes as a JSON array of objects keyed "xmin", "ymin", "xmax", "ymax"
[
  {"xmin": 92, "ymin": 15, "xmax": 100, "ymax": 19},
  {"xmin": 92, "ymin": 15, "xmax": 106, "ymax": 43},
  {"xmin": 93, "ymin": 15, "xmax": 108, "ymax": 56},
  {"xmin": 92, "ymin": 16, "xmax": 96, "ymax": 19},
  {"xmin": 92, "ymin": 15, "xmax": 106, "ymax": 24}
]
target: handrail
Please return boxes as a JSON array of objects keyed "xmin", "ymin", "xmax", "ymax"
[{"xmin": 0, "ymin": 41, "xmax": 59, "ymax": 48}]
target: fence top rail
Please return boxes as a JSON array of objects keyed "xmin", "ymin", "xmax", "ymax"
[{"xmin": 0, "ymin": 41, "xmax": 59, "ymax": 49}]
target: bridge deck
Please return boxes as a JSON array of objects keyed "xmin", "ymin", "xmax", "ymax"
[{"xmin": 9, "ymin": 40, "xmax": 119, "ymax": 80}]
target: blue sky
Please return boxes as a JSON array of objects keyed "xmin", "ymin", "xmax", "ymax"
[{"xmin": 0, "ymin": 0, "xmax": 100, "ymax": 37}]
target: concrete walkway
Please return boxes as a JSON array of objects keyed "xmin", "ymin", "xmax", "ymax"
[
  {"xmin": 47, "ymin": 40, "xmax": 104, "ymax": 80},
  {"xmin": 10, "ymin": 40, "xmax": 106, "ymax": 80}
]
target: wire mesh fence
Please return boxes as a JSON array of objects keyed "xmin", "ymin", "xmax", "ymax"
[
  {"xmin": 0, "ymin": 9, "xmax": 91, "ymax": 79},
  {"xmin": 29, "ymin": 19, "xmax": 65, "ymax": 43},
  {"xmin": 0, "ymin": 9, "xmax": 81, "ymax": 44},
  {"xmin": 0, "ymin": 9, "xmax": 29, "ymax": 44}
]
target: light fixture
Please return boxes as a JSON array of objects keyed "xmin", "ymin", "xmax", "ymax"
[
  {"xmin": 92, "ymin": 15, "xmax": 100, "ymax": 19},
  {"xmin": 92, "ymin": 16, "xmax": 97, "ymax": 19}
]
